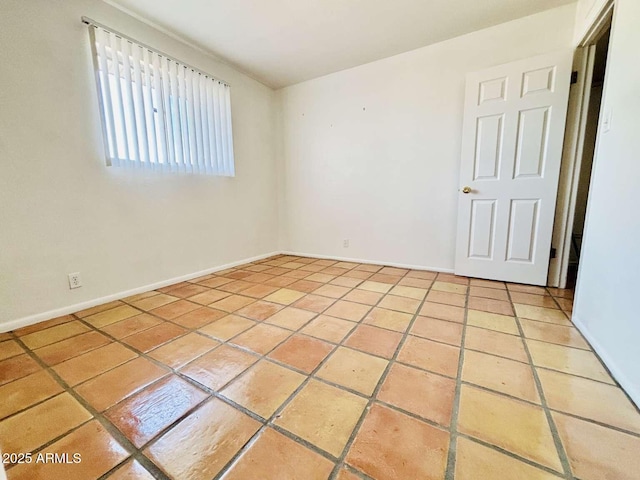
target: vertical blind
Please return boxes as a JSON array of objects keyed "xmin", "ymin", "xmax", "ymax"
[{"xmin": 88, "ymin": 23, "xmax": 235, "ymax": 176}]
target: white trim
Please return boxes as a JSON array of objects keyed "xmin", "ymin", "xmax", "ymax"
[
  {"xmin": 555, "ymin": 46, "xmax": 595, "ymax": 289},
  {"xmin": 1, "ymin": 251, "xmax": 279, "ymax": 333},
  {"xmin": 281, "ymin": 251, "xmax": 455, "ymax": 273},
  {"xmin": 572, "ymin": 315, "xmax": 640, "ymax": 408},
  {"xmin": 578, "ymin": 1, "xmax": 615, "ymax": 48},
  {"xmin": 2, "ymin": 250, "xmax": 454, "ymax": 334},
  {"xmin": 551, "ymin": 7, "xmax": 614, "ymax": 288}
]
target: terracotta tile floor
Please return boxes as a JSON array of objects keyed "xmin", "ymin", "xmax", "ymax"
[{"xmin": 1, "ymin": 255, "xmax": 639, "ymax": 480}]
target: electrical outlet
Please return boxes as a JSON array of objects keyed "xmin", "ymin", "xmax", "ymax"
[
  {"xmin": 68, "ymin": 272, "xmax": 82, "ymax": 289},
  {"xmin": 343, "ymin": 239, "xmax": 349, "ymax": 248}
]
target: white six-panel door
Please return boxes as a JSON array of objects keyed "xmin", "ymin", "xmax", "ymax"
[{"xmin": 454, "ymin": 51, "xmax": 573, "ymax": 286}]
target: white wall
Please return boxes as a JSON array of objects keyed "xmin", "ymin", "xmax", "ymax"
[
  {"xmin": 573, "ymin": 0, "xmax": 640, "ymax": 405},
  {"xmin": 278, "ymin": 4, "xmax": 577, "ymax": 270},
  {"xmin": 0, "ymin": 0, "xmax": 279, "ymax": 329}
]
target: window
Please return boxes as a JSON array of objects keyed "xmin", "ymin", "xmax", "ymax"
[{"xmin": 87, "ymin": 22, "xmax": 234, "ymax": 176}]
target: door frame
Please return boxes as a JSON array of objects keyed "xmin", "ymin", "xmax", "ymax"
[{"xmin": 547, "ymin": 1, "xmax": 614, "ymax": 288}]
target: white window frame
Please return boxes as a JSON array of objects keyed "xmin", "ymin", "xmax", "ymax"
[{"xmin": 85, "ymin": 18, "xmax": 235, "ymax": 176}]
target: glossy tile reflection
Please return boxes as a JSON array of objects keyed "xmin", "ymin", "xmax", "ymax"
[{"xmin": 1, "ymin": 254, "xmax": 637, "ymax": 480}]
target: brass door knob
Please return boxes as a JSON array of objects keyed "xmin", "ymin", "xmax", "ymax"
[{"xmin": 462, "ymin": 186, "xmax": 472, "ymax": 194}]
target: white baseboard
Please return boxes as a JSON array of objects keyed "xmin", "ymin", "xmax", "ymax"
[
  {"xmin": 281, "ymin": 251, "xmax": 455, "ymax": 273},
  {"xmin": 1, "ymin": 251, "xmax": 280, "ymax": 333},
  {"xmin": 572, "ymin": 314, "xmax": 640, "ymax": 408},
  {"xmin": 3, "ymin": 250, "xmax": 453, "ymax": 334}
]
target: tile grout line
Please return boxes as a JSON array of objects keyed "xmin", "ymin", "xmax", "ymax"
[
  {"xmin": 338, "ymin": 464, "xmax": 376, "ymax": 480},
  {"xmin": 5, "ymin": 256, "xmax": 639, "ymax": 479},
  {"xmin": 103, "ymin": 259, "xmax": 389, "ymax": 476},
  {"xmin": 453, "ymin": 430, "xmax": 571, "ymax": 477},
  {"xmin": 6, "ymin": 260, "xmax": 424, "ymax": 478},
  {"xmin": 211, "ymin": 269, "xmax": 418, "ymax": 480},
  {"xmin": 13, "ymin": 313, "xmax": 507, "ymax": 480},
  {"xmin": 66, "ymin": 293, "xmax": 347, "ymax": 476},
  {"xmin": 134, "ymin": 270, "xmax": 640, "ymax": 475},
  {"xmin": 443, "ymin": 276, "xmax": 470, "ymax": 480},
  {"xmin": 437, "ymin": 281, "xmax": 599, "ymax": 478},
  {"xmin": 99, "ymin": 273, "xmax": 640, "ymax": 473},
  {"xmin": 67, "ymin": 309, "xmax": 345, "ymax": 474},
  {"xmin": 15, "ymin": 305, "xmax": 635, "ymax": 475},
  {"xmin": 8, "ymin": 333, "xmax": 172, "ymax": 480},
  {"xmin": 3, "ymin": 267, "xmax": 533, "ymax": 477},
  {"xmin": 506, "ymin": 286, "xmax": 574, "ymax": 479},
  {"xmin": 10, "ymin": 293, "xmax": 594, "ymax": 377},
  {"xmin": 166, "ymin": 270, "xmax": 640, "ymax": 475},
  {"xmin": 62, "ymin": 307, "xmax": 324, "ymax": 478},
  {"xmin": 546, "ymin": 289, "xmax": 640, "ymax": 417},
  {"xmin": 452, "ymin": 378, "xmax": 640, "ymax": 437},
  {"xmin": 11, "ymin": 304, "xmax": 596, "ymax": 379},
  {"xmin": 327, "ymin": 272, "xmax": 442, "ymax": 480},
  {"xmin": 10, "ymin": 268, "xmax": 533, "ymax": 363}
]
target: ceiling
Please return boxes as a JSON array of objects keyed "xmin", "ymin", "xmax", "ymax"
[{"xmin": 107, "ymin": 0, "xmax": 575, "ymax": 89}]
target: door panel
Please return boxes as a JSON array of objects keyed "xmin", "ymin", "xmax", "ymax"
[
  {"xmin": 522, "ymin": 66, "xmax": 556, "ymax": 96},
  {"xmin": 506, "ymin": 199, "xmax": 539, "ymax": 263},
  {"xmin": 474, "ymin": 115, "xmax": 504, "ymax": 180},
  {"xmin": 455, "ymin": 51, "xmax": 573, "ymax": 285},
  {"xmin": 514, "ymin": 107, "xmax": 549, "ymax": 178},
  {"xmin": 469, "ymin": 200, "xmax": 497, "ymax": 259},
  {"xmin": 479, "ymin": 77, "xmax": 508, "ymax": 104}
]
